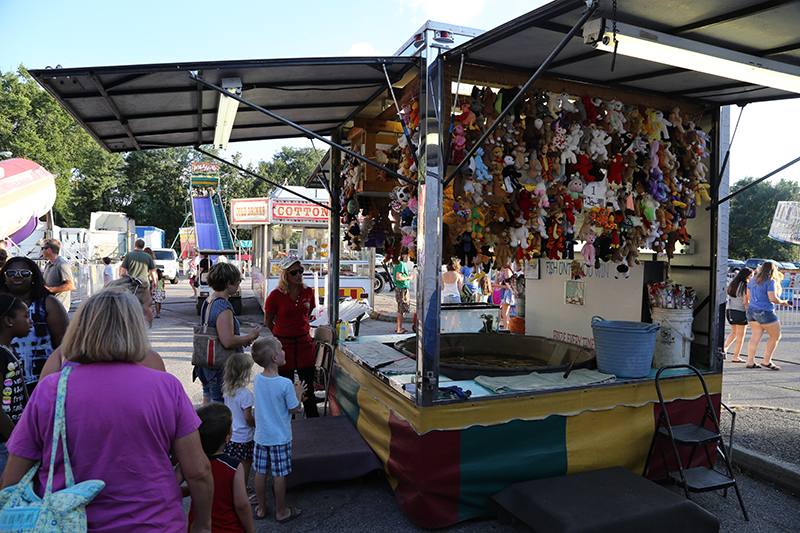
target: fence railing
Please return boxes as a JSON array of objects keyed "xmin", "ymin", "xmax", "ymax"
[
  {"xmin": 776, "ymin": 286, "xmax": 799, "ymax": 327},
  {"xmin": 726, "ymin": 272, "xmax": 799, "ymax": 326}
]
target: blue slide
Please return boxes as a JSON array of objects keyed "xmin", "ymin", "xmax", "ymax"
[{"xmin": 192, "ymin": 196, "xmax": 222, "ymax": 250}]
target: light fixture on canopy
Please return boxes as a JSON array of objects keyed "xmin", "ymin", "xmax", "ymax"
[
  {"xmin": 583, "ymin": 18, "xmax": 800, "ymax": 95},
  {"xmin": 213, "ymin": 78, "xmax": 242, "ymax": 150}
]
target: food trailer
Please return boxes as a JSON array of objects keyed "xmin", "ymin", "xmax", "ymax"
[
  {"xmin": 29, "ymin": 0, "xmax": 800, "ymax": 527},
  {"xmin": 229, "ymin": 187, "xmax": 374, "ymax": 308}
]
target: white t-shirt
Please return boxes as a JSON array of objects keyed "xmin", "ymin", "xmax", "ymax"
[
  {"xmin": 224, "ymin": 387, "xmax": 255, "ymax": 443},
  {"xmin": 104, "ymin": 264, "xmax": 113, "ymax": 285}
]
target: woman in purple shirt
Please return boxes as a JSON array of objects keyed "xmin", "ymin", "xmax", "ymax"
[
  {"xmin": 745, "ymin": 261, "xmax": 789, "ymax": 370},
  {"xmin": 0, "ymin": 291, "xmax": 214, "ymax": 532}
]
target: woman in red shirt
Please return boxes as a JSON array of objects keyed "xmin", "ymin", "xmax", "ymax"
[{"xmin": 263, "ymin": 258, "xmax": 318, "ymax": 417}]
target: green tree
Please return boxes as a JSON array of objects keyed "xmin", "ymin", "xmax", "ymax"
[
  {"xmin": 729, "ymin": 178, "xmax": 800, "ymax": 261},
  {"xmin": 0, "ymin": 67, "xmax": 95, "ymax": 225},
  {"xmin": 68, "ymin": 143, "xmax": 126, "ymax": 227},
  {"xmin": 217, "ymin": 146, "xmax": 324, "ymax": 200},
  {"xmin": 121, "ymin": 148, "xmax": 194, "ymax": 247}
]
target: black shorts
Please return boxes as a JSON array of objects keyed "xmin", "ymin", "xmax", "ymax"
[{"xmin": 726, "ymin": 309, "xmax": 747, "ymax": 326}]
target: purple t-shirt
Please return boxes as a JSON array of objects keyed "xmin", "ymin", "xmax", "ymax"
[{"xmin": 8, "ymin": 362, "xmax": 200, "ymax": 532}]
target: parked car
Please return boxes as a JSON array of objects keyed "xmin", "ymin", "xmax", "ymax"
[
  {"xmin": 727, "ymin": 259, "xmax": 744, "ymax": 274},
  {"xmin": 152, "ymin": 248, "xmax": 180, "ymax": 284},
  {"xmin": 744, "ymin": 258, "xmax": 768, "ymax": 270}
]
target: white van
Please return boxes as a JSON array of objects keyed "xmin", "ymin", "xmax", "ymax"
[{"xmin": 152, "ymin": 248, "xmax": 180, "ymax": 284}]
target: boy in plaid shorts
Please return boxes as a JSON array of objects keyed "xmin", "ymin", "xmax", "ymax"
[{"xmin": 251, "ymin": 337, "xmax": 306, "ymax": 523}]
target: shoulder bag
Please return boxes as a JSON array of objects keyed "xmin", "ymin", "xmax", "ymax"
[
  {"xmin": 0, "ymin": 366, "xmax": 105, "ymax": 532},
  {"xmin": 192, "ymin": 298, "xmax": 236, "ymax": 369}
]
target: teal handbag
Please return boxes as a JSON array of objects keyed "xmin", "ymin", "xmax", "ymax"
[{"xmin": 0, "ymin": 366, "xmax": 105, "ymax": 532}]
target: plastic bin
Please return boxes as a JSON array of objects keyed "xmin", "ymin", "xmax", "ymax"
[{"xmin": 591, "ymin": 316, "xmax": 660, "ymax": 378}]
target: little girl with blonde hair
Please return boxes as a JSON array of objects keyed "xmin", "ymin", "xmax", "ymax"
[{"xmin": 222, "ymin": 353, "xmax": 256, "ymax": 487}]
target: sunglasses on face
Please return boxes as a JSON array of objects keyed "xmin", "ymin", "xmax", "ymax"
[
  {"xmin": 4, "ymin": 269, "xmax": 33, "ymax": 279},
  {"xmin": 288, "ymin": 268, "xmax": 304, "ymax": 276}
]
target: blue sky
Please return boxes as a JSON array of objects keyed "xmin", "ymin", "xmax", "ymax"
[{"xmin": 2, "ymin": 0, "xmax": 799, "ymax": 185}]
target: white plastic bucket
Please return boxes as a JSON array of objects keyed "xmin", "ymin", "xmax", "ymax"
[{"xmin": 651, "ymin": 308, "xmax": 694, "ymax": 367}]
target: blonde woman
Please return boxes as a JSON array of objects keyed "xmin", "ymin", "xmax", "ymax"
[
  {"xmin": 746, "ymin": 261, "xmax": 789, "ymax": 370},
  {"xmin": 263, "ymin": 258, "xmax": 318, "ymax": 417},
  {"xmin": 1, "ymin": 291, "xmax": 213, "ymax": 531}
]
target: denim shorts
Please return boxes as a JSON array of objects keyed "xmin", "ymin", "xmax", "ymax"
[{"xmin": 746, "ymin": 307, "xmax": 779, "ymax": 325}]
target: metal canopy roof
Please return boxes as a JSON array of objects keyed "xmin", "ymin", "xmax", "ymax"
[
  {"xmin": 445, "ymin": 0, "xmax": 800, "ymax": 106},
  {"xmin": 29, "ymin": 57, "xmax": 417, "ymax": 153}
]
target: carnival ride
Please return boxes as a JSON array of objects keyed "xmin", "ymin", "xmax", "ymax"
[
  {"xmin": 0, "ymin": 158, "xmax": 56, "ymax": 244},
  {"xmin": 191, "ymin": 193, "xmax": 235, "ymax": 252}
]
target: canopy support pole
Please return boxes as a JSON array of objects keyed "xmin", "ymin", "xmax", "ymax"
[
  {"xmin": 329, "ymin": 129, "xmax": 342, "ymax": 332},
  {"xmin": 191, "ymin": 74, "xmax": 418, "ymax": 187},
  {"xmin": 711, "ymin": 155, "xmax": 800, "ymax": 208}
]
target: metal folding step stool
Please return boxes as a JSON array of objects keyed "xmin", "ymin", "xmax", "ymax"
[{"xmin": 643, "ymin": 364, "xmax": 748, "ymax": 521}]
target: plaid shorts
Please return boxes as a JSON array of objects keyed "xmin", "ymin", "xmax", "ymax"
[
  {"xmin": 224, "ymin": 439, "xmax": 254, "ymax": 463},
  {"xmin": 253, "ymin": 442, "xmax": 292, "ymax": 477}
]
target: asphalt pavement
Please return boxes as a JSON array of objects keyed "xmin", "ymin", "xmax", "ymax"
[{"xmin": 143, "ymin": 279, "xmax": 799, "ymax": 532}]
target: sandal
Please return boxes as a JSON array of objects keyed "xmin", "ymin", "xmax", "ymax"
[
  {"xmin": 277, "ymin": 507, "xmax": 302, "ymax": 524},
  {"xmin": 730, "ymin": 359, "xmax": 745, "ymax": 363},
  {"xmin": 745, "ymin": 364, "xmax": 760, "ymax": 369},
  {"xmin": 396, "ymin": 328, "xmax": 409, "ymax": 334},
  {"xmin": 761, "ymin": 362, "xmax": 781, "ymax": 371}
]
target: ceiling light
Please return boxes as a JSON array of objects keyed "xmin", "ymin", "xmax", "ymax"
[
  {"xmin": 213, "ymin": 78, "xmax": 242, "ymax": 150},
  {"xmin": 583, "ymin": 19, "xmax": 800, "ymax": 95}
]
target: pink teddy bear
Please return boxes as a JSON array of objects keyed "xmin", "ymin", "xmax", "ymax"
[{"xmin": 581, "ymin": 232, "xmax": 597, "ymax": 267}]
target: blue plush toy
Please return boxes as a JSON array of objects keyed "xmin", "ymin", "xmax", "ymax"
[{"xmin": 473, "ymin": 148, "xmax": 491, "ymax": 182}]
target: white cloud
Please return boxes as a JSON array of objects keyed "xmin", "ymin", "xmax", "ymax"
[
  {"xmin": 346, "ymin": 42, "xmax": 384, "ymax": 57},
  {"xmin": 395, "ymin": 0, "xmax": 488, "ymax": 26}
]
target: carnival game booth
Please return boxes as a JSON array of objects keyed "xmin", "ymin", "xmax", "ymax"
[
  {"xmin": 29, "ymin": 0, "xmax": 800, "ymax": 527},
  {"xmin": 323, "ymin": 1, "xmax": 799, "ymax": 527},
  {"xmin": 229, "ymin": 186, "xmax": 374, "ymax": 308}
]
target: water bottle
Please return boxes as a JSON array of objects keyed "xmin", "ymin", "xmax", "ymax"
[{"xmin": 337, "ymin": 321, "xmax": 348, "ymax": 342}]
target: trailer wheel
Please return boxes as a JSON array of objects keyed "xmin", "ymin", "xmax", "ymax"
[
  {"xmin": 170, "ymin": 277, "xmax": 179, "ymax": 284},
  {"xmin": 231, "ymin": 296, "xmax": 242, "ymax": 316},
  {"xmin": 374, "ymin": 275, "xmax": 385, "ymax": 294}
]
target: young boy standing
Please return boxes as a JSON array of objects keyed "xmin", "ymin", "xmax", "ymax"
[
  {"xmin": 186, "ymin": 403, "xmax": 255, "ymax": 533},
  {"xmin": 251, "ymin": 337, "xmax": 306, "ymax": 524}
]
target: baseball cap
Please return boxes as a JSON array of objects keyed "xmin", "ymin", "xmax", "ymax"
[{"xmin": 279, "ymin": 256, "xmax": 303, "ymax": 271}]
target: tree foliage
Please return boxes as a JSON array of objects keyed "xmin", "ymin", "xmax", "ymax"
[
  {"xmin": 1, "ymin": 67, "xmax": 324, "ymax": 250},
  {"xmin": 729, "ymin": 178, "xmax": 800, "ymax": 261},
  {"xmin": 0, "ymin": 67, "xmax": 95, "ymax": 224}
]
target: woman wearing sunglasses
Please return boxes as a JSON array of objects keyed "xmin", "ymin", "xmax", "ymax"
[
  {"xmin": 0, "ymin": 257, "xmax": 69, "ymax": 393},
  {"xmin": 263, "ymin": 257, "xmax": 318, "ymax": 417}
]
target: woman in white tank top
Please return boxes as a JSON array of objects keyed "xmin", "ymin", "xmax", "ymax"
[{"xmin": 442, "ymin": 258, "xmax": 463, "ymax": 304}]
